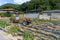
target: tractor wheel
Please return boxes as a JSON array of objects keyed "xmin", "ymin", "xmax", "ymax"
[{"xmin": 22, "ymin": 21, "xmax": 27, "ymax": 26}]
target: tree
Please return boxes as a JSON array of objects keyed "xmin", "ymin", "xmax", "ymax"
[
  {"xmin": 0, "ymin": 0, "xmax": 60, "ymax": 12},
  {"xmin": 0, "ymin": 3, "xmax": 19, "ymax": 10}
]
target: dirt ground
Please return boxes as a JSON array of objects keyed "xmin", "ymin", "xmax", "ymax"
[{"xmin": 0, "ymin": 17, "xmax": 60, "ymax": 40}]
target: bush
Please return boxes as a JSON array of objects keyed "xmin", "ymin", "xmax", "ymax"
[
  {"xmin": 4, "ymin": 11, "xmax": 12, "ymax": 17},
  {"xmin": 0, "ymin": 13, "xmax": 4, "ymax": 17},
  {"xmin": 18, "ymin": 11, "xmax": 24, "ymax": 14}
]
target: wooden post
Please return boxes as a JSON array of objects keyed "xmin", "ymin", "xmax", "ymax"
[{"xmin": 50, "ymin": 13, "xmax": 51, "ymax": 21}]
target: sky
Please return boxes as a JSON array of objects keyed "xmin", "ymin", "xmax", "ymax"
[{"xmin": 0, "ymin": 0, "xmax": 30, "ymax": 6}]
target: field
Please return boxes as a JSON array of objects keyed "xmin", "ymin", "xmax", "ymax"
[{"xmin": 0, "ymin": 17, "xmax": 60, "ymax": 40}]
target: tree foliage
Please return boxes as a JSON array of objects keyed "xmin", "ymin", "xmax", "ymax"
[
  {"xmin": 4, "ymin": 11, "xmax": 12, "ymax": 17},
  {"xmin": 0, "ymin": 3, "xmax": 19, "ymax": 10},
  {"xmin": 0, "ymin": 0, "xmax": 60, "ymax": 12}
]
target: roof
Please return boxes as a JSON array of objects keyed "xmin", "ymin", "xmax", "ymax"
[
  {"xmin": 0, "ymin": 8, "xmax": 15, "ymax": 11},
  {"xmin": 26, "ymin": 10, "xmax": 40, "ymax": 13},
  {"xmin": 42, "ymin": 10, "xmax": 60, "ymax": 13}
]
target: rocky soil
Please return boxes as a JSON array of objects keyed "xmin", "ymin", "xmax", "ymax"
[
  {"xmin": 13, "ymin": 22, "xmax": 60, "ymax": 40},
  {"xmin": 0, "ymin": 17, "xmax": 60, "ymax": 40}
]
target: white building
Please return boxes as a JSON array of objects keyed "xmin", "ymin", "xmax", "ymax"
[
  {"xmin": 39, "ymin": 10, "xmax": 60, "ymax": 20},
  {"xmin": 0, "ymin": 8, "xmax": 15, "ymax": 13}
]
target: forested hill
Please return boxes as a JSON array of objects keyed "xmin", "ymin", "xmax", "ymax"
[
  {"xmin": 0, "ymin": 3, "xmax": 20, "ymax": 10},
  {"xmin": 0, "ymin": 0, "xmax": 60, "ymax": 12}
]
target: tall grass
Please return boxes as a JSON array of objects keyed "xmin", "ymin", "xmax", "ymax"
[
  {"xmin": 0, "ymin": 20, "xmax": 10, "ymax": 28},
  {"xmin": 23, "ymin": 31, "xmax": 34, "ymax": 40},
  {"xmin": 31, "ymin": 18, "xmax": 60, "ymax": 23},
  {"xmin": 7, "ymin": 25, "xmax": 19, "ymax": 34}
]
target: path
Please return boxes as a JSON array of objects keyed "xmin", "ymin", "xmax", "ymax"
[{"xmin": 0, "ymin": 30, "xmax": 12, "ymax": 40}]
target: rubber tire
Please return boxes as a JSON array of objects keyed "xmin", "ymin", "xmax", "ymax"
[{"xmin": 22, "ymin": 21, "xmax": 27, "ymax": 26}]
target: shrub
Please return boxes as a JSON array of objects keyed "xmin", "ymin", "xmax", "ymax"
[
  {"xmin": 0, "ymin": 13, "xmax": 4, "ymax": 17},
  {"xmin": 4, "ymin": 11, "xmax": 12, "ymax": 17}
]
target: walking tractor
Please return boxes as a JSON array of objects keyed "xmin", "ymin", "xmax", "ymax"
[{"xmin": 10, "ymin": 13, "xmax": 32, "ymax": 26}]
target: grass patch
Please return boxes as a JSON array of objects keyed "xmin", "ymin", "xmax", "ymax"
[
  {"xmin": 0, "ymin": 20, "xmax": 10, "ymax": 28},
  {"xmin": 31, "ymin": 18, "xmax": 60, "ymax": 23},
  {"xmin": 23, "ymin": 31, "xmax": 34, "ymax": 40},
  {"xmin": 7, "ymin": 25, "xmax": 19, "ymax": 34}
]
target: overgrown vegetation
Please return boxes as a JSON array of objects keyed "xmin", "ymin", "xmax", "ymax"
[
  {"xmin": 0, "ymin": 13, "xmax": 4, "ymax": 17},
  {"xmin": 23, "ymin": 31, "xmax": 34, "ymax": 40},
  {"xmin": 31, "ymin": 18, "xmax": 60, "ymax": 23},
  {"xmin": 0, "ymin": 20, "xmax": 10, "ymax": 28},
  {"xmin": 0, "ymin": 11, "xmax": 12, "ymax": 17},
  {"xmin": 0, "ymin": 0, "xmax": 60, "ymax": 12},
  {"xmin": 7, "ymin": 25, "xmax": 19, "ymax": 34},
  {"xmin": 4, "ymin": 11, "xmax": 12, "ymax": 17}
]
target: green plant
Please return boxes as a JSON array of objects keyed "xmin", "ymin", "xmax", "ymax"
[
  {"xmin": 0, "ymin": 13, "xmax": 4, "ymax": 17},
  {"xmin": 0, "ymin": 20, "xmax": 10, "ymax": 28},
  {"xmin": 31, "ymin": 18, "xmax": 60, "ymax": 23},
  {"xmin": 18, "ymin": 11, "xmax": 24, "ymax": 14},
  {"xmin": 7, "ymin": 25, "xmax": 19, "ymax": 34},
  {"xmin": 23, "ymin": 31, "xmax": 34, "ymax": 40},
  {"xmin": 4, "ymin": 11, "xmax": 12, "ymax": 17}
]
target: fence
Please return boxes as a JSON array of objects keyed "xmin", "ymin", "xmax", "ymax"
[{"xmin": 19, "ymin": 13, "xmax": 39, "ymax": 18}]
